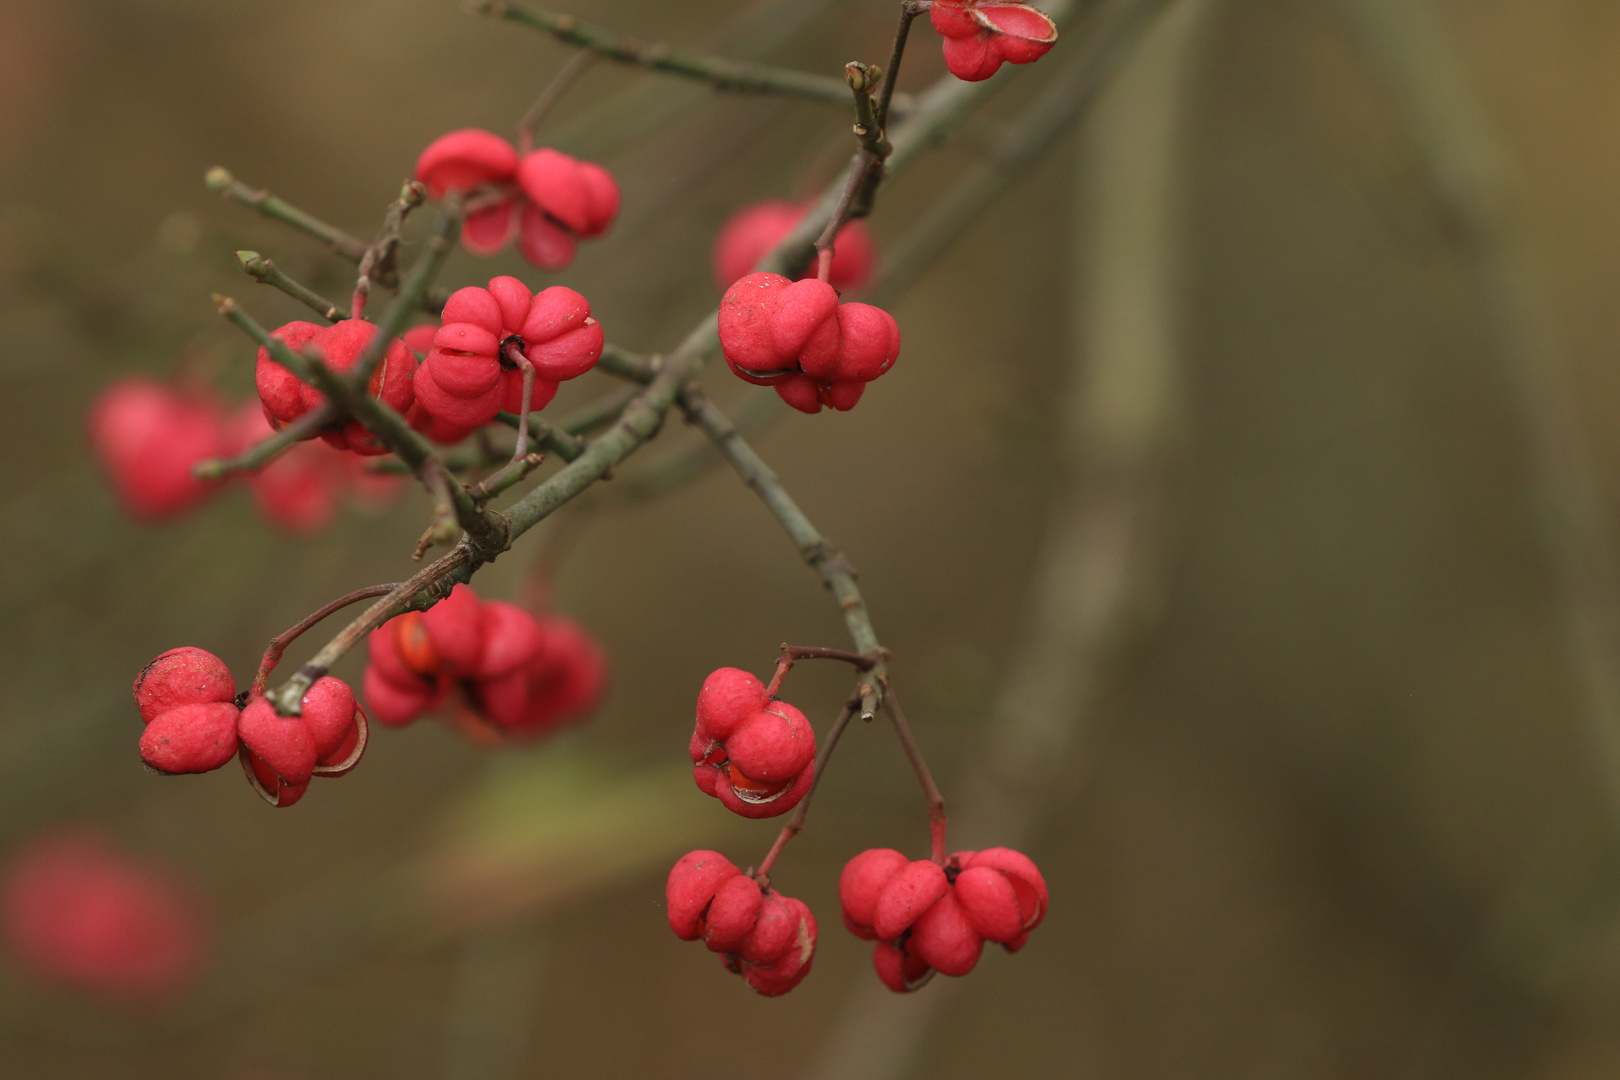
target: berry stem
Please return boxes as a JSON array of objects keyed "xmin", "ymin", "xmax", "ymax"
[
  {"xmin": 493, "ymin": 410, "xmax": 587, "ymax": 463},
  {"xmin": 205, "ymin": 166, "xmax": 369, "ymax": 261},
  {"xmin": 876, "ymin": 2, "xmax": 930, "ymax": 132},
  {"xmin": 516, "ymin": 48, "xmax": 597, "ymax": 155},
  {"xmin": 473, "ymin": 0, "xmax": 889, "ymax": 110},
  {"xmin": 250, "ymin": 584, "xmax": 403, "ymax": 697},
  {"xmin": 192, "ymin": 403, "xmax": 337, "ymax": 481},
  {"xmin": 504, "ymin": 342, "xmax": 540, "ymax": 462},
  {"xmin": 752, "ymin": 688, "xmax": 863, "ymax": 885},
  {"xmin": 764, "ymin": 644, "xmax": 881, "ymax": 698},
  {"xmin": 235, "ymin": 251, "xmax": 349, "ymax": 322},
  {"xmin": 467, "ymin": 453, "xmax": 547, "ymax": 505},
  {"xmin": 881, "ymin": 684, "xmax": 948, "ymax": 863}
]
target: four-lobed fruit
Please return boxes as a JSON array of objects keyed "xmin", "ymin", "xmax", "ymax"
[
  {"xmin": 411, "ymin": 276, "xmax": 603, "ymax": 433},
  {"xmin": 690, "ymin": 667, "xmax": 816, "ymax": 818},
  {"xmin": 711, "ymin": 200, "xmax": 876, "ymax": 293},
  {"xmin": 839, "ymin": 846, "xmax": 1047, "ymax": 992},
  {"xmin": 666, "ymin": 850, "xmax": 818, "ymax": 996},
  {"xmin": 929, "ymin": 0, "xmax": 1058, "ymax": 82},
  {"xmin": 414, "ymin": 129, "xmax": 620, "ymax": 271},
  {"xmin": 135, "ymin": 647, "xmax": 240, "ymax": 775},
  {"xmin": 237, "ymin": 676, "xmax": 369, "ymax": 808},
  {"xmin": 718, "ymin": 273, "xmax": 900, "ymax": 413},
  {"xmin": 1, "ymin": 830, "xmax": 207, "ymax": 1004}
]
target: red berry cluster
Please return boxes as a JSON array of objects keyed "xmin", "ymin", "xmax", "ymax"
[
  {"xmin": 669, "ymin": 658, "xmax": 1047, "ymax": 998},
  {"xmin": 690, "ymin": 667, "xmax": 816, "ymax": 818},
  {"xmin": 718, "ymin": 273, "xmax": 901, "ymax": 413},
  {"xmin": 2, "ymin": 831, "xmax": 206, "ymax": 1005},
  {"xmin": 840, "ymin": 846, "xmax": 1047, "ymax": 991},
  {"xmin": 711, "ymin": 200, "xmax": 876, "ymax": 294},
  {"xmin": 415, "ymin": 129, "xmax": 620, "ymax": 271},
  {"xmin": 88, "ymin": 377, "xmax": 400, "ymax": 533},
  {"xmin": 362, "ymin": 583, "xmax": 605, "ymax": 742},
  {"xmin": 414, "ymin": 276, "xmax": 603, "ymax": 437},
  {"xmin": 929, "ymin": 1, "xmax": 1059, "ymax": 83},
  {"xmin": 135, "ymin": 647, "xmax": 367, "ymax": 808},
  {"xmin": 666, "ymin": 850, "xmax": 817, "ymax": 997}
]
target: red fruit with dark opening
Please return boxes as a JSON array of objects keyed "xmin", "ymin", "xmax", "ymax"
[
  {"xmin": 929, "ymin": 1, "xmax": 1058, "ymax": 83},
  {"xmin": 2, "ymin": 831, "xmax": 207, "ymax": 1004},
  {"xmin": 87, "ymin": 378, "xmax": 226, "ymax": 522},
  {"xmin": 236, "ymin": 698, "xmax": 316, "ymax": 796},
  {"xmin": 226, "ymin": 403, "xmax": 339, "ymax": 535},
  {"xmin": 663, "ymin": 851, "xmax": 817, "ymax": 997}
]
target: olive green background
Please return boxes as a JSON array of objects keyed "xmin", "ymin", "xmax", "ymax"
[{"xmin": 4, "ymin": 0, "xmax": 1620, "ymax": 1076}]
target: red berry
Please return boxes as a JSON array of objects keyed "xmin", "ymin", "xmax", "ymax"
[
  {"xmin": 1, "ymin": 831, "xmax": 207, "ymax": 1004},
  {"xmin": 711, "ymin": 200, "xmax": 876, "ymax": 292},
  {"xmin": 690, "ymin": 669, "xmax": 816, "ymax": 819},
  {"xmin": 702, "ymin": 874, "xmax": 764, "ymax": 955},
  {"xmin": 254, "ymin": 321, "xmax": 323, "ymax": 427},
  {"xmin": 226, "ymin": 403, "xmax": 339, "ymax": 535},
  {"xmin": 139, "ymin": 702, "xmax": 240, "ymax": 775},
  {"xmin": 930, "ymin": 1, "xmax": 1058, "ymax": 83},
  {"xmin": 299, "ymin": 676, "xmax": 357, "ymax": 762},
  {"xmin": 717, "ymin": 273, "xmax": 899, "ymax": 413},
  {"xmin": 237, "ymin": 698, "xmax": 316, "ymax": 794},
  {"xmin": 516, "ymin": 148, "xmax": 620, "ymax": 240},
  {"xmin": 87, "ymin": 378, "xmax": 226, "ymax": 521},
  {"xmin": 838, "ymin": 846, "xmax": 1048, "ymax": 992},
  {"xmin": 414, "ymin": 128, "xmax": 519, "ymax": 199},
  {"xmin": 665, "ymin": 849, "xmax": 741, "ymax": 941},
  {"xmin": 420, "ymin": 583, "xmax": 486, "ymax": 675},
  {"xmin": 133, "ymin": 647, "xmax": 235, "ymax": 724}
]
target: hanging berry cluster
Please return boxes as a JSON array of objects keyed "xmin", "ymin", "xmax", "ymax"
[{"xmin": 93, "ymin": 0, "xmax": 1061, "ymax": 1008}]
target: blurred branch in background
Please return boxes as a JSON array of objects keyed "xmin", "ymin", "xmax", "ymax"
[
  {"xmin": 1334, "ymin": 0, "xmax": 1620, "ymax": 982},
  {"xmin": 806, "ymin": 2, "xmax": 1206, "ymax": 1076}
]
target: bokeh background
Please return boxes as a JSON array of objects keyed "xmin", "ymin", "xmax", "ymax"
[{"xmin": 5, "ymin": 0, "xmax": 1620, "ymax": 1076}]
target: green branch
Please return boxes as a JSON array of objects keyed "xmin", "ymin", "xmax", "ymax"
[
  {"xmin": 192, "ymin": 404, "xmax": 336, "ymax": 481},
  {"xmin": 235, "ymin": 251, "xmax": 349, "ymax": 322},
  {"xmin": 470, "ymin": 1, "xmax": 872, "ymax": 109},
  {"xmin": 206, "ymin": 167, "xmax": 369, "ymax": 260}
]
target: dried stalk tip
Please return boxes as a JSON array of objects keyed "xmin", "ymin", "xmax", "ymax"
[{"xmin": 204, "ymin": 166, "xmax": 233, "ymax": 192}]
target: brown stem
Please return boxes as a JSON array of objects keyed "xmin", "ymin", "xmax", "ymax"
[
  {"xmin": 764, "ymin": 644, "xmax": 881, "ymax": 697},
  {"xmin": 876, "ymin": 2, "xmax": 928, "ymax": 130},
  {"xmin": 516, "ymin": 49, "xmax": 597, "ymax": 154},
  {"xmin": 467, "ymin": 453, "xmax": 546, "ymax": 504},
  {"xmin": 752, "ymin": 690, "xmax": 862, "ymax": 885},
  {"xmin": 250, "ymin": 584, "xmax": 402, "ymax": 697},
  {"xmin": 881, "ymin": 683, "xmax": 948, "ymax": 863}
]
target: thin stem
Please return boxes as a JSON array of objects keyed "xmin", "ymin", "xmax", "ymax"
[
  {"xmin": 472, "ymin": 1, "xmax": 875, "ymax": 109},
  {"xmin": 677, "ymin": 386, "xmax": 887, "ymax": 719},
  {"xmin": 354, "ymin": 180, "xmax": 428, "ymax": 321},
  {"xmin": 353, "ymin": 199, "xmax": 461, "ymax": 387},
  {"xmin": 215, "ymin": 297, "xmax": 510, "ymax": 557},
  {"xmin": 505, "ymin": 342, "xmax": 538, "ymax": 461},
  {"xmin": 753, "ymin": 690, "xmax": 862, "ymax": 884},
  {"xmin": 416, "ymin": 460, "xmax": 463, "ymax": 561},
  {"xmin": 876, "ymin": 2, "xmax": 928, "ymax": 130},
  {"xmin": 250, "ymin": 584, "xmax": 402, "ymax": 697},
  {"xmin": 268, "ymin": 545, "xmax": 476, "ymax": 714},
  {"xmin": 206, "ymin": 167, "xmax": 369, "ymax": 260},
  {"xmin": 192, "ymin": 404, "xmax": 336, "ymax": 481},
  {"xmin": 517, "ymin": 49, "xmax": 597, "ymax": 154},
  {"xmin": 595, "ymin": 344, "xmax": 658, "ymax": 384},
  {"xmin": 493, "ymin": 411, "xmax": 587, "ymax": 462},
  {"xmin": 467, "ymin": 453, "xmax": 547, "ymax": 503},
  {"xmin": 235, "ymin": 251, "xmax": 349, "ymax": 322},
  {"xmin": 881, "ymin": 684, "xmax": 947, "ymax": 863}
]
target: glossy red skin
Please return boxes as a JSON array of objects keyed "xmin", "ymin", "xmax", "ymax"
[
  {"xmin": 711, "ymin": 200, "xmax": 875, "ymax": 292},
  {"xmin": 414, "ymin": 128, "xmax": 519, "ymax": 198},
  {"xmin": 87, "ymin": 378, "xmax": 226, "ymax": 521},
  {"xmin": 930, "ymin": 1, "xmax": 1058, "ymax": 82},
  {"xmin": 133, "ymin": 647, "xmax": 235, "ymax": 724},
  {"xmin": 1, "ymin": 831, "xmax": 206, "ymax": 1003},
  {"xmin": 299, "ymin": 676, "xmax": 357, "ymax": 761}
]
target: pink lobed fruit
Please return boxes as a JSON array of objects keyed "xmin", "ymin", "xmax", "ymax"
[
  {"xmin": 689, "ymin": 669, "xmax": 817, "ymax": 819},
  {"xmin": 133, "ymin": 647, "xmax": 235, "ymax": 724},
  {"xmin": 87, "ymin": 378, "xmax": 226, "ymax": 522},
  {"xmin": 717, "ymin": 272, "xmax": 900, "ymax": 414},
  {"xmin": 711, "ymin": 200, "xmax": 876, "ymax": 293},
  {"xmin": 1, "ymin": 831, "xmax": 207, "ymax": 1004},
  {"xmin": 929, "ymin": 1, "xmax": 1058, "ymax": 83}
]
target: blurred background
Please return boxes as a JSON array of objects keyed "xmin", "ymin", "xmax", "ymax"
[{"xmin": 4, "ymin": 0, "xmax": 1620, "ymax": 1076}]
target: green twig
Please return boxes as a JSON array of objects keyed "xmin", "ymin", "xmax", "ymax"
[
  {"xmin": 493, "ymin": 411, "xmax": 587, "ymax": 462},
  {"xmin": 470, "ymin": 0, "xmax": 880, "ymax": 110},
  {"xmin": 192, "ymin": 404, "xmax": 336, "ymax": 481},
  {"xmin": 353, "ymin": 200, "xmax": 462, "ymax": 387},
  {"xmin": 235, "ymin": 251, "xmax": 349, "ymax": 322},
  {"xmin": 206, "ymin": 167, "xmax": 369, "ymax": 260}
]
